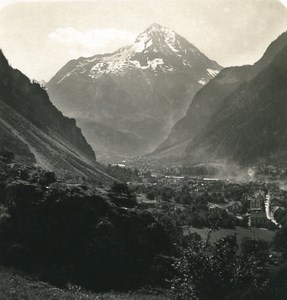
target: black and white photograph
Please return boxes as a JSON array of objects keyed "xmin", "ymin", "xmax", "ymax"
[{"xmin": 1, "ymin": 0, "xmax": 287, "ymax": 299}]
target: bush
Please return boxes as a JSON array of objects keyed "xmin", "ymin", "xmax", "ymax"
[{"xmin": 170, "ymin": 235, "xmax": 269, "ymax": 300}]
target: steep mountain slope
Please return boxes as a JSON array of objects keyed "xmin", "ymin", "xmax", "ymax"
[
  {"xmin": 185, "ymin": 43, "xmax": 287, "ymax": 164},
  {"xmin": 47, "ymin": 23, "xmax": 222, "ymax": 161},
  {"xmin": 155, "ymin": 31, "xmax": 287, "ymax": 158},
  {"xmin": 0, "ymin": 50, "xmax": 114, "ymax": 182}
]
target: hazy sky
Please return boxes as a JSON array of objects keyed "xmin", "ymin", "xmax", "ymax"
[{"xmin": 1, "ymin": 0, "xmax": 287, "ymax": 81}]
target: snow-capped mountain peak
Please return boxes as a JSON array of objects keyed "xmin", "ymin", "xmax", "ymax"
[
  {"xmin": 47, "ymin": 24, "xmax": 223, "ymax": 161},
  {"xmin": 54, "ymin": 24, "xmax": 221, "ymax": 81},
  {"xmin": 131, "ymin": 23, "xmax": 197, "ymax": 56}
]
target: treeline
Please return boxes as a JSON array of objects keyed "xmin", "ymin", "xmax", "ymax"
[{"xmin": 103, "ymin": 164, "xmax": 140, "ymax": 182}]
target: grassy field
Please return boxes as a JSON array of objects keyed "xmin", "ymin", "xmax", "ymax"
[
  {"xmin": 0, "ymin": 267, "xmax": 171, "ymax": 300},
  {"xmin": 183, "ymin": 226, "xmax": 276, "ymax": 245}
]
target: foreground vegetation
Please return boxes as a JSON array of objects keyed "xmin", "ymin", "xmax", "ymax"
[
  {"xmin": 1, "ymin": 151, "xmax": 287, "ymax": 299},
  {"xmin": 0, "ymin": 151, "xmax": 171, "ymax": 291},
  {"xmin": 0, "ymin": 267, "xmax": 170, "ymax": 300}
]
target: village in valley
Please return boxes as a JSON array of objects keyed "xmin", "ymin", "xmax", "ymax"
[{"xmin": 108, "ymin": 158, "xmax": 287, "ymax": 252}]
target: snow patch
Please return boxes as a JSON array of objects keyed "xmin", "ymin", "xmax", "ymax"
[
  {"xmin": 183, "ymin": 60, "xmax": 192, "ymax": 67},
  {"xmin": 130, "ymin": 58, "xmax": 164, "ymax": 70},
  {"xmin": 88, "ymin": 57, "xmax": 166, "ymax": 78},
  {"xmin": 57, "ymin": 68, "xmax": 77, "ymax": 84},
  {"xmin": 165, "ymin": 32, "xmax": 179, "ymax": 53},
  {"xmin": 133, "ymin": 33, "xmax": 150, "ymax": 53},
  {"xmin": 146, "ymin": 39, "xmax": 153, "ymax": 49},
  {"xmin": 207, "ymin": 68, "xmax": 219, "ymax": 77},
  {"xmin": 147, "ymin": 58, "xmax": 164, "ymax": 70}
]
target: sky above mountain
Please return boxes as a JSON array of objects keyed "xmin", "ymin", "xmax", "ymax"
[{"xmin": 1, "ymin": 0, "xmax": 287, "ymax": 81}]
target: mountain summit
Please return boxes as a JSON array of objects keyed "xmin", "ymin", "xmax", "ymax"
[
  {"xmin": 47, "ymin": 24, "xmax": 222, "ymax": 161},
  {"xmin": 111, "ymin": 23, "xmax": 220, "ymax": 75},
  {"xmin": 53, "ymin": 23, "xmax": 220, "ymax": 81}
]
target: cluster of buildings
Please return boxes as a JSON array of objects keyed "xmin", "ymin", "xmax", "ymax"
[
  {"xmin": 209, "ymin": 188, "xmax": 284, "ymax": 228},
  {"xmin": 131, "ymin": 166, "xmax": 286, "ymax": 229},
  {"xmin": 247, "ymin": 189, "xmax": 284, "ymax": 228},
  {"xmin": 248, "ymin": 191, "xmax": 270, "ymax": 227}
]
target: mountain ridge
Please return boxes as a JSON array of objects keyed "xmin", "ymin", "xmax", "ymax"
[
  {"xmin": 184, "ymin": 43, "xmax": 287, "ymax": 164},
  {"xmin": 0, "ymin": 50, "xmax": 115, "ymax": 182},
  {"xmin": 154, "ymin": 30, "xmax": 287, "ymax": 161}
]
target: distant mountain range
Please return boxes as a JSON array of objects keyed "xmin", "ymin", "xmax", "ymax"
[
  {"xmin": 154, "ymin": 30, "xmax": 287, "ymax": 165},
  {"xmin": 0, "ymin": 50, "xmax": 115, "ymax": 182},
  {"xmin": 47, "ymin": 23, "xmax": 222, "ymax": 161}
]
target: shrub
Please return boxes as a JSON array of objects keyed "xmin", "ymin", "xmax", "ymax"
[{"xmin": 170, "ymin": 235, "xmax": 269, "ymax": 300}]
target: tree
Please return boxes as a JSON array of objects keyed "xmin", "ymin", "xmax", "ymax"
[
  {"xmin": 170, "ymin": 235, "xmax": 269, "ymax": 300},
  {"xmin": 274, "ymin": 209, "xmax": 287, "ymax": 227},
  {"xmin": 146, "ymin": 192, "xmax": 155, "ymax": 200},
  {"xmin": 111, "ymin": 182, "xmax": 130, "ymax": 195},
  {"xmin": 241, "ymin": 238, "xmax": 269, "ymax": 257},
  {"xmin": 273, "ymin": 225, "xmax": 287, "ymax": 255},
  {"xmin": 160, "ymin": 187, "xmax": 174, "ymax": 202},
  {"xmin": 180, "ymin": 193, "xmax": 192, "ymax": 205}
]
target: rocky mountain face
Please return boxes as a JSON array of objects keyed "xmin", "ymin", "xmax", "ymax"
[
  {"xmin": 185, "ymin": 42, "xmax": 287, "ymax": 164},
  {"xmin": 47, "ymin": 23, "xmax": 222, "ymax": 161},
  {"xmin": 154, "ymin": 31, "xmax": 287, "ymax": 163},
  {"xmin": 0, "ymin": 50, "xmax": 114, "ymax": 182}
]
